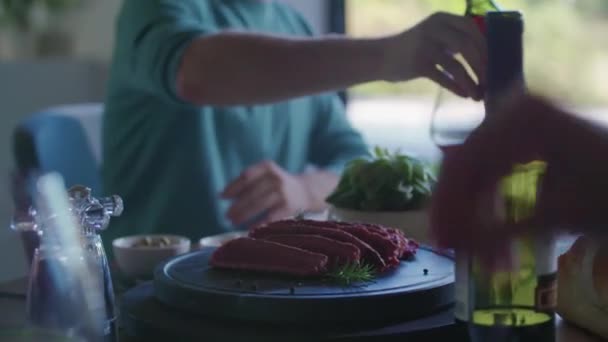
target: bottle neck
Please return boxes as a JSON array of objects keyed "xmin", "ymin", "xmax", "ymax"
[
  {"xmin": 485, "ymin": 12, "xmax": 525, "ymax": 117},
  {"xmin": 466, "ymin": 0, "xmax": 501, "ymax": 16}
]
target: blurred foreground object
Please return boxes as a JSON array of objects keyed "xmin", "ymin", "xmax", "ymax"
[{"xmin": 21, "ymin": 173, "xmax": 122, "ymax": 341}]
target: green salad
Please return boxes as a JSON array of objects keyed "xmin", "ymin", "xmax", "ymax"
[{"xmin": 326, "ymin": 147, "xmax": 437, "ymax": 212}]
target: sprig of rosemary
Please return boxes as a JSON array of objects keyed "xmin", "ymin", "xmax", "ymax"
[{"xmin": 327, "ymin": 263, "xmax": 376, "ymax": 286}]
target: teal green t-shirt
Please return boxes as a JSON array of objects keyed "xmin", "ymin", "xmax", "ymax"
[{"xmin": 102, "ymin": 0, "xmax": 369, "ymax": 252}]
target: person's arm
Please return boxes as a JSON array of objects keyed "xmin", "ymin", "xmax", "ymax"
[
  {"xmin": 177, "ymin": 12, "xmax": 487, "ymax": 106},
  {"xmin": 177, "ymin": 32, "xmax": 387, "ymax": 106}
]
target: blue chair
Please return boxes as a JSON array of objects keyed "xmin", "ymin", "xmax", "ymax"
[{"xmin": 13, "ymin": 104, "xmax": 104, "ymax": 195}]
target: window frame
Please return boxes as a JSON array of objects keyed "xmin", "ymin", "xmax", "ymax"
[{"xmin": 328, "ymin": 0, "xmax": 348, "ymax": 105}]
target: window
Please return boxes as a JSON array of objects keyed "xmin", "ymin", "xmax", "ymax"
[{"xmin": 342, "ymin": 0, "xmax": 608, "ymax": 162}]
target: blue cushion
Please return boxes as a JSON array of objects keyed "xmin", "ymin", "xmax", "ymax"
[{"xmin": 13, "ymin": 112, "xmax": 102, "ymax": 195}]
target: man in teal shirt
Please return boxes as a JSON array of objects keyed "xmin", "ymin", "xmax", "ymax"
[{"xmin": 103, "ymin": 0, "xmax": 486, "ymax": 250}]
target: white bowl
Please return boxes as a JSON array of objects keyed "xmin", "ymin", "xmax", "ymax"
[
  {"xmin": 199, "ymin": 231, "xmax": 247, "ymax": 249},
  {"xmin": 112, "ymin": 234, "xmax": 191, "ymax": 279},
  {"xmin": 328, "ymin": 206, "xmax": 433, "ymax": 246}
]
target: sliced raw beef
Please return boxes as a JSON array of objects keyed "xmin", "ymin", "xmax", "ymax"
[
  {"xmin": 356, "ymin": 223, "xmax": 416, "ymax": 260},
  {"xmin": 343, "ymin": 226, "xmax": 401, "ymax": 268},
  {"xmin": 263, "ymin": 234, "xmax": 361, "ymax": 268},
  {"xmin": 250, "ymin": 222, "xmax": 385, "ymax": 269},
  {"xmin": 383, "ymin": 228, "xmax": 409, "ymax": 258},
  {"xmin": 400, "ymin": 238, "xmax": 420, "ymax": 260},
  {"xmin": 277, "ymin": 220, "xmax": 402, "ymax": 270},
  {"xmin": 210, "ymin": 237, "xmax": 328, "ymax": 277}
]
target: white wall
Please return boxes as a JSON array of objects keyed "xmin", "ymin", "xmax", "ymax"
[{"xmin": 64, "ymin": 0, "xmax": 122, "ymax": 63}]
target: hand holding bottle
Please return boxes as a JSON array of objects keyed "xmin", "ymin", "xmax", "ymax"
[
  {"xmin": 431, "ymin": 93, "xmax": 608, "ymax": 258},
  {"xmin": 385, "ymin": 12, "xmax": 487, "ymax": 100}
]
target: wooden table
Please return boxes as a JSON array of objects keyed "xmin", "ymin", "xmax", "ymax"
[{"xmin": 0, "ymin": 277, "xmax": 603, "ymax": 341}]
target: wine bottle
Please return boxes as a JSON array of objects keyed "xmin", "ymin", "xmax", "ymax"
[
  {"xmin": 466, "ymin": 12, "xmax": 558, "ymax": 342},
  {"xmin": 468, "ymin": 164, "xmax": 557, "ymax": 342},
  {"xmin": 452, "ymin": 0, "xmax": 503, "ymax": 333}
]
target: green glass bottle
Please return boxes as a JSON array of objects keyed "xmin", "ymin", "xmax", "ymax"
[
  {"xmin": 467, "ymin": 0, "xmax": 502, "ymax": 16},
  {"xmin": 466, "ymin": 0, "xmax": 501, "ymax": 31},
  {"xmin": 469, "ymin": 161, "xmax": 557, "ymax": 342},
  {"xmin": 464, "ymin": 11, "xmax": 558, "ymax": 342},
  {"xmin": 452, "ymin": 2, "xmax": 504, "ymax": 334}
]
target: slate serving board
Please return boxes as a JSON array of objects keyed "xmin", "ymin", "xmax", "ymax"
[
  {"xmin": 153, "ymin": 247, "xmax": 455, "ymax": 324},
  {"xmin": 121, "ymin": 282, "xmax": 465, "ymax": 342}
]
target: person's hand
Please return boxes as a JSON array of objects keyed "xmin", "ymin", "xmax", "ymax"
[
  {"xmin": 430, "ymin": 93, "xmax": 608, "ymax": 261},
  {"xmin": 221, "ymin": 161, "xmax": 309, "ymax": 226},
  {"xmin": 221, "ymin": 161, "xmax": 338, "ymax": 227},
  {"xmin": 385, "ymin": 12, "xmax": 486, "ymax": 100}
]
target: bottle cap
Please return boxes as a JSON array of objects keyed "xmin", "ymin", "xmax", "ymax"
[
  {"xmin": 485, "ymin": 10, "xmax": 525, "ymax": 97},
  {"xmin": 486, "ymin": 11, "xmax": 524, "ymax": 35}
]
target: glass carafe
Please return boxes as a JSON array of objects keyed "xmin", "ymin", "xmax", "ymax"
[
  {"xmin": 26, "ymin": 243, "xmax": 105, "ymax": 341},
  {"xmin": 24, "ymin": 174, "xmax": 123, "ymax": 342},
  {"xmin": 10, "ymin": 170, "xmax": 40, "ymax": 268}
]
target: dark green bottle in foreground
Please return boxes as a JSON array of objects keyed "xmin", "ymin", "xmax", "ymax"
[
  {"xmin": 468, "ymin": 162, "xmax": 557, "ymax": 342},
  {"xmin": 452, "ymin": 2, "xmax": 505, "ymax": 332},
  {"xmin": 466, "ymin": 12, "xmax": 558, "ymax": 342}
]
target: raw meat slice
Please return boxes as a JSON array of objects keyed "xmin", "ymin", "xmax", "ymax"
[
  {"xmin": 278, "ymin": 220, "xmax": 402, "ymax": 270},
  {"xmin": 339, "ymin": 226, "xmax": 401, "ymax": 268},
  {"xmin": 356, "ymin": 223, "xmax": 416, "ymax": 260},
  {"xmin": 263, "ymin": 234, "xmax": 361, "ymax": 268},
  {"xmin": 209, "ymin": 237, "xmax": 328, "ymax": 277},
  {"xmin": 400, "ymin": 238, "xmax": 420, "ymax": 260},
  {"xmin": 251, "ymin": 222, "xmax": 386, "ymax": 269}
]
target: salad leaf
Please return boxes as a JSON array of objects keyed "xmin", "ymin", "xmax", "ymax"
[{"xmin": 326, "ymin": 148, "xmax": 437, "ymax": 211}]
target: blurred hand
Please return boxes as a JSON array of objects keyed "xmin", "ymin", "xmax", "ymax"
[
  {"xmin": 430, "ymin": 93, "xmax": 608, "ymax": 261},
  {"xmin": 386, "ymin": 12, "xmax": 486, "ymax": 100},
  {"xmin": 221, "ymin": 161, "xmax": 338, "ymax": 227}
]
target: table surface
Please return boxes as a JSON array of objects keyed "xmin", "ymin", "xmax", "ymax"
[{"xmin": 0, "ymin": 277, "xmax": 604, "ymax": 341}]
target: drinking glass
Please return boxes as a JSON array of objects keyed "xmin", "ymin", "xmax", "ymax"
[{"xmin": 429, "ymin": 87, "xmax": 486, "ymax": 152}]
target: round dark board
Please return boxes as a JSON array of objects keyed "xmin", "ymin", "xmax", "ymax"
[
  {"xmin": 122, "ymin": 282, "xmax": 467, "ymax": 342},
  {"xmin": 153, "ymin": 247, "xmax": 455, "ymax": 324}
]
